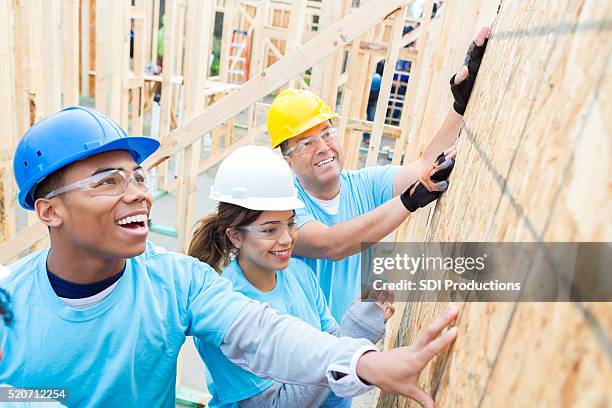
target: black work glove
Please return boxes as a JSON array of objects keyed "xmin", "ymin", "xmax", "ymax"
[
  {"xmin": 450, "ymin": 34, "xmax": 489, "ymax": 115},
  {"xmin": 400, "ymin": 152, "xmax": 455, "ymax": 212}
]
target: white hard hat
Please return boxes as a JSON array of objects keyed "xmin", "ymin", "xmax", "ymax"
[{"xmin": 210, "ymin": 145, "xmax": 305, "ymax": 211}]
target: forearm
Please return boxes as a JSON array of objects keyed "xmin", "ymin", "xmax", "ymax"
[
  {"xmin": 294, "ymin": 197, "xmax": 409, "ymax": 260},
  {"xmin": 240, "ymin": 382, "xmax": 332, "ymax": 408},
  {"xmin": 392, "ymin": 108, "xmax": 462, "ymax": 195},
  {"xmin": 221, "ymin": 301, "xmax": 376, "ymax": 397},
  {"xmin": 421, "ymin": 108, "xmax": 462, "ymax": 163}
]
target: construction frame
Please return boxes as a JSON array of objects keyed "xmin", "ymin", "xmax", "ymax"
[{"xmin": 0, "ymin": 0, "xmax": 609, "ymax": 407}]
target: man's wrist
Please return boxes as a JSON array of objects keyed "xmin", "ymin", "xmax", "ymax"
[{"xmin": 453, "ymin": 101, "xmax": 466, "ymax": 115}]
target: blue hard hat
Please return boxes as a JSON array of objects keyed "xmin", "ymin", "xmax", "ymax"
[{"xmin": 14, "ymin": 106, "xmax": 160, "ymax": 210}]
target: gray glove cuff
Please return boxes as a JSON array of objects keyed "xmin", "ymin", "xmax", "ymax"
[{"xmin": 339, "ymin": 302, "xmax": 386, "ymax": 344}]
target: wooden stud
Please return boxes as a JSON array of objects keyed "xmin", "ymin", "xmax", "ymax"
[
  {"xmin": 285, "ymin": 0, "xmax": 306, "ymax": 88},
  {"xmin": 392, "ymin": 0, "xmax": 434, "ymax": 165},
  {"xmin": 94, "ymin": 0, "xmax": 127, "ymax": 123},
  {"xmin": 176, "ymin": 0, "xmax": 214, "ymax": 253},
  {"xmin": 150, "ymin": 0, "xmax": 160, "ymax": 64},
  {"xmin": 245, "ymin": 0, "xmax": 269, "ymax": 143},
  {"xmin": 219, "ymin": 0, "xmax": 236, "ymax": 82},
  {"xmin": 80, "ymin": 0, "xmax": 91, "ymax": 97},
  {"xmin": 0, "ymin": 0, "xmax": 17, "ymax": 243},
  {"xmin": 365, "ymin": 6, "xmax": 407, "ymax": 166},
  {"xmin": 63, "ymin": 0, "xmax": 80, "ymax": 106}
]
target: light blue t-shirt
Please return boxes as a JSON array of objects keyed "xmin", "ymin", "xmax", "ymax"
[
  {"xmin": 196, "ymin": 258, "xmax": 349, "ymax": 407},
  {"xmin": 295, "ymin": 166, "xmax": 401, "ymax": 321},
  {"xmin": 0, "ymin": 242, "xmax": 251, "ymax": 407}
]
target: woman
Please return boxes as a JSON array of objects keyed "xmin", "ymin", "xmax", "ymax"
[{"xmin": 188, "ymin": 146, "xmax": 394, "ymax": 407}]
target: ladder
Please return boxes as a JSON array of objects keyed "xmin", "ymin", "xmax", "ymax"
[{"xmin": 227, "ymin": 29, "xmax": 250, "ymax": 84}]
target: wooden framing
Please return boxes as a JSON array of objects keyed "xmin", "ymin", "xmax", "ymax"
[
  {"xmin": 2, "ymin": 2, "xmax": 609, "ymax": 406},
  {"xmin": 2, "ymin": 0, "xmax": 424, "ymax": 257},
  {"xmin": 365, "ymin": 5, "xmax": 407, "ymax": 167},
  {"xmin": 0, "ymin": 0, "xmax": 17, "ymax": 243},
  {"xmin": 63, "ymin": 0, "xmax": 80, "ymax": 106}
]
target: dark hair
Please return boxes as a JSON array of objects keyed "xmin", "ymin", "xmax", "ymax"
[
  {"xmin": 33, "ymin": 168, "xmax": 66, "ymax": 202},
  {"xmin": 188, "ymin": 203, "xmax": 263, "ymax": 272},
  {"xmin": 279, "ymin": 140, "xmax": 290, "ymax": 156},
  {"xmin": 0, "ymin": 288, "xmax": 13, "ymax": 326}
]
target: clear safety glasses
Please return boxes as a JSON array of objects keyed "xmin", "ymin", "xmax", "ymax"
[
  {"xmin": 283, "ymin": 127, "xmax": 338, "ymax": 156},
  {"xmin": 43, "ymin": 168, "xmax": 149, "ymax": 200},
  {"xmin": 238, "ymin": 220, "xmax": 298, "ymax": 240}
]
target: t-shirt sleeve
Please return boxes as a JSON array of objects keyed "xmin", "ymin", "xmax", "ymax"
[
  {"xmin": 355, "ymin": 165, "xmax": 401, "ymax": 206},
  {"xmin": 185, "ymin": 259, "xmax": 252, "ymax": 347},
  {"xmin": 295, "ymin": 205, "xmax": 316, "ymax": 229}
]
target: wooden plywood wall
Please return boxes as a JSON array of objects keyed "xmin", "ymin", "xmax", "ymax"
[{"xmin": 380, "ymin": 0, "xmax": 611, "ymax": 407}]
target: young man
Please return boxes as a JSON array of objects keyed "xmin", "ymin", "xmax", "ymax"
[
  {"xmin": 268, "ymin": 27, "xmax": 491, "ymax": 320},
  {"xmin": 0, "ymin": 106, "xmax": 458, "ymax": 407}
]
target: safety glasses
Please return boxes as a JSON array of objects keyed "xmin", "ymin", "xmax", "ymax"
[
  {"xmin": 283, "ymin": 127, "xmax": 337, "ymax": 156},
  {"xmin": 43, "ymin": 168, "xmax": 149, "ymax": 200},
  {"xmin": 238, "ymin": 220, "xmax": 298, "ymax": 240}
]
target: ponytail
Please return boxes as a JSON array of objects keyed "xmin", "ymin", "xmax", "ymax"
[
  {"xmin": 188, "ymin": 212, "xmax": 227, "ymax": 272},
  {"xmin": 188, "ymin": 203, "xmax": 263, "ymax": 273}
]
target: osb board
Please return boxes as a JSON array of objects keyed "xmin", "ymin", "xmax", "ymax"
[{"xmin": 380, "ymin": 0, "xmax": 611, "ymax": 407}]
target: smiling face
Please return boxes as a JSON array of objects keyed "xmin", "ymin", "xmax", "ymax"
[
  {"xmin": 283, "ymin": 121, "xmax": 343, "ymax": 191},
  {"xmin": 38, "ymin": 150, "xmax": 152, "ymax": 260},
  {"xmin": 229, "ymin": 210, "xmax": 297, "ymax": 273}
]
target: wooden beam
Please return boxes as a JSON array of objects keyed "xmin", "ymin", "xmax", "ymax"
[
  {"xmin": 219, "ymin": 0, "xmax": 236, "ymax": 81},
  {"xmin": 356, "ymin": 41, "xmax": 417, "ymax": 61},
  {"xmin": 143, "ymin": 0, "xmax": 414, "ymax": 169},
  {"xmin": 0, "ymin": 0, "xmax": 17, "ymax": 243},
  {"xmin": 0, "ymin": 223, "xmax": 48, "ymax": 264},
  {"xmin": 176, "ymin": 0, "xmax": 214, "ymax": 253},
  {"xmin": 347, "ymin": 118, "xmax": 402, "ymax": 138},
  {"xmin": 94, "ymin": 0, "xmax": 127, "ymax": 123},
  {"xmin": 365, "ymin": 6, "xmax": 407, "ymax": 166},
  {"xmin": 392, "ymin": 0, "xmax": 434, "ymax": 164},
  {"xmin": 150, "ymin": 0, "xmax": 160, "ymax": 64},
  {"xmin": 246, "ymin": 0, "xmax": 269, "ymax": 142},
  {"xmin": 158, "ymin": 0, "xmax": 179, "ymax": 143},
  {"xmin": 80, "ymin": 0, "xmax": 91, "ymax": 97},
  {"xmin": 62, "ymin": 0, "xmax": 80, "ymax": 106},
  {"xmin": 285, "ymin": 0, "xmax": 306, "ymax": 88}
]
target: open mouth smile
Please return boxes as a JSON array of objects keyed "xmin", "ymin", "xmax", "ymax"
[
  {"xmin": 315, "ymin": 157, "xmax": 335, "ymax": 167},
  {"xmin": 116, "ymin": 213, "xmax": 148, "ymax": 230}
]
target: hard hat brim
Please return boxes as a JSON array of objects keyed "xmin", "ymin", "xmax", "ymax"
[
  {"xmin": 271, "ymin": 111, "xmax": 337, "ymax": 148},
  {"xmin": 19, "ymin": 135, "xmax": 160, "ymax": 210},
  {"xmin": 209, "ymin": 193, "xmax": 305, "ymax": 211}
]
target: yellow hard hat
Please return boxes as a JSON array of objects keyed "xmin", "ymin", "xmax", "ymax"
[{"xmin": 267, "ymin": 88, "xmax": 337, "ymax": 148}]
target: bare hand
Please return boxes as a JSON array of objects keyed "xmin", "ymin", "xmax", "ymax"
[{"xmin": 356, "ymin": 303, "xmax": 459, "ymax": 407}]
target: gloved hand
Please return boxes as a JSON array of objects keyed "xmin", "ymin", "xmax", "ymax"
[
  {"xmin": 400, "ymin": 151, "xmax": 455, "ymax": 212},
  {"xmin": 450, "ymin": 26, "xmax": 491, "ymax": 115}
]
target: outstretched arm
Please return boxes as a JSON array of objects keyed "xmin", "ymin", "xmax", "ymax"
[
  {"xmin": 239, "ymin": 301, "xmax": 389, "ymax": 408},
  {"xmin": 294, "ymin": 157, "xmax": 453, "ymax": 261},
  {"xmin": 392, "ymin": 26, "xmax": 492, "ymax": 196},
  {"xmin": 220, "ymin": 300, "xmax": 459, "ymax": 406}
]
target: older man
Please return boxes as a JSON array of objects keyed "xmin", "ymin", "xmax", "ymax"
[{"xmin": 268, "ymin": 27, "xmax": 491, "ymax": 320}]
